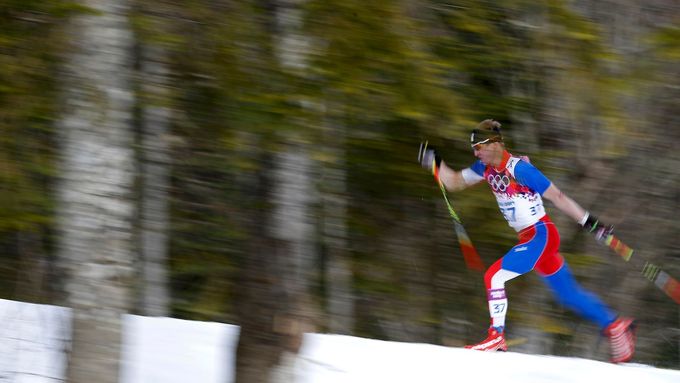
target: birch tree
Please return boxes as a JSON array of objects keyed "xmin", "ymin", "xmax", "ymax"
[
  {"xmin": 55, "ymin": 1, "xmax": 135, "ymax": 382},
  {"xmin": 135, "ymin": 1, "xmax": 173, "ymax": 317},
  {"xmin": 235, "ymin": 1, "xmax": 317, "ymax": 382},
  {"xmin": 320, "ymin": 110, "xmax": 354, "ymax": 334}
]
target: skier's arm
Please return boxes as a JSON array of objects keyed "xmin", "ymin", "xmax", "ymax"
[
  {"xmin": 542, "ymin": 183, "xmax": 587, "ymax": 223},
  {"xmin": 542, "ymin": 183, "xmax": 613, "ymax": 239},
  {"xmin": 418, "ymin": 142, "xmax": 478, "ymax": 192},
  {"xmin": 438, "ymin": 161, "xmax": 472, "ymax": 192}
]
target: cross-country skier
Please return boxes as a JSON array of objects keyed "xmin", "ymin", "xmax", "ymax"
[{"xmin": 418, "ymin": 119, "xmax": 636, "ymax": 363}]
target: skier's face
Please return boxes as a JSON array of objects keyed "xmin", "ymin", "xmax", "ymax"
[{"xmin": 473, "ymin": 142, "xmax": 502, "ymax": 167}]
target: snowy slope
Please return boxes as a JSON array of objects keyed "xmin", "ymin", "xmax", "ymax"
[
  {"xmin": 297, "ymin": 333, "xmax": 680, "ymax": 383},
  {"xmin": 2, "ymin": 299, "xmax": 680, "ymax": 383}
]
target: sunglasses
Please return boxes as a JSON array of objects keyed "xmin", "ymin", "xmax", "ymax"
[
  {"xmin": 472, "ymin": 138, "xmax": 503, "ymax": 151},
  {"xmin": 470, "ymin": 127, "xmax": 502, "ymax": 151},
  {"xmin": 471, "ymin": 139, "xmax": 493, "ymax": 151}
]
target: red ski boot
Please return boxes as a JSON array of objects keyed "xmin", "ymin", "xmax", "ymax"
[
  {"xmin": 465, "ymin": 327, "xmax": 507, "ymax": 352},
  {"xmin": 603, "ymin": 317, "xmax": 636, "ymax": 363}
]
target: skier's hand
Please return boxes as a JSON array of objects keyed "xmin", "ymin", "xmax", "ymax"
[
  {"xmin": 418, "ymin": 141, "xmax": 441, "ymax": 173},
  {"xmin": 581, "ymin": 212, "xmax": 613, "ymax": 242}
]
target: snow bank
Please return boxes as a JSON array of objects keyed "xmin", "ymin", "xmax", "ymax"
[
  {"xmin": 0, "ymin": 299, "xmax": 71, "ymax": 383},
  {"xmin": 2, "ymin": 299, "xmax": 679, "ymax": 383}
]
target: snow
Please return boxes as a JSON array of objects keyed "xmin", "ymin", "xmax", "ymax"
[
  {"xmin": 120, "ymin": 315, "xmax": 239, "ymax": 383},
  {"xmin": 2, "ymin": 299, "xmax": 680, "ymax": 383},
  {"xmin": 297, "ymin": 334, "xmax": 680, "ymax": 383},
  {"xmin": 0, "ymin": 299, "xmax": 71, "ymax": 383}
]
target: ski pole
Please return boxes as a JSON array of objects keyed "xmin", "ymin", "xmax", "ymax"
[
  {"xmin": 603, "ymin": 234, "xmax": 680, "ymax": 305},
  {"xmin": 435, "ymin": 177, "xmax": 485, "ymax": 272},
  {"xmin": 419, "ymin": 141, "xmax": 485, "ymax": 272}
]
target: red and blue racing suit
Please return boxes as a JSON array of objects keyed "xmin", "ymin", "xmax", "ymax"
[{"xmin": 461, "ymin": 150, "xmax": 616, "ymax": 330}]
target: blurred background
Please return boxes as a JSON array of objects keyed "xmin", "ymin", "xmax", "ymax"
[{"xmin": 0, "ymin": 0, "xmax": 678, "ymax": 382}]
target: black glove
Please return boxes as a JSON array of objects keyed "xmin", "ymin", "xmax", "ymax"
[
  {"xmin": 581, "ymin": 212, "xmax": 613, "ymax": 241},
  {"xmin": 418, "ymin": 141, "xmax": 442, "ymax": 173}
]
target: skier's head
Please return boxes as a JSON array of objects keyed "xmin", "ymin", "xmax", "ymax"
[
  {"xmin": 471, "ymin": 119, "xmax": 504, "ymax": 166},
  {"xmin": 470, "ymin": 119, "xmax": 503, "ymax": 149}
]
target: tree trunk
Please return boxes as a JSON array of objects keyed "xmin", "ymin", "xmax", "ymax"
[
  {"xmin": 321, "ymin": 113, "xmax": 354, "ymax": 334},
  {"xmin": 138, "ymin": 33, "xmax": 172, "ymax": 318},
  {"xmin": 234, "ymin": 1, "xmax": 316, "ymax": 382},
  {"xmin": 234, "ymin": 144, "xmax": 316, "ymax": 383},
  {"xmin": 55, "ymin": 1, "xmax": 135, "ymax": 382}
]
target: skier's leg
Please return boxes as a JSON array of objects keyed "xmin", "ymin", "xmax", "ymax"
[
  {"xmin": 483, "ymin": 258, "xmax": 519, "ymax": 330},
  {"xmin": 540, "ymin": 263, "xmax": 616, "ymax": 329},
  {"xmin": 533, "ymin": 224, "xmax": 635, "ymax": 362},
  {"xmin": 465, "ymin": 256, "xmax": 513, "ymax": 351},
  {"xmin": 462, "ymin": 258, "xmax": 516, "ymax": 351},
  {"xmin": 467, "ymin": 218, "xmax": 557, "ymax": 351},
  {"xmin": 479, "ymin": 219, "xmax": 554, "ymax": 332}
]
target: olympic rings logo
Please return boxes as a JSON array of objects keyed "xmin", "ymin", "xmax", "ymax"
[{"xmin": 487, "ymin": 174, "xmax": 510, "ymax": 192}]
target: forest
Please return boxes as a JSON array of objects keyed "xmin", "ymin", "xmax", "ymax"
[{"xmin": 0, "ymin": 1, "xmax": 679, "ymax": 382}]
